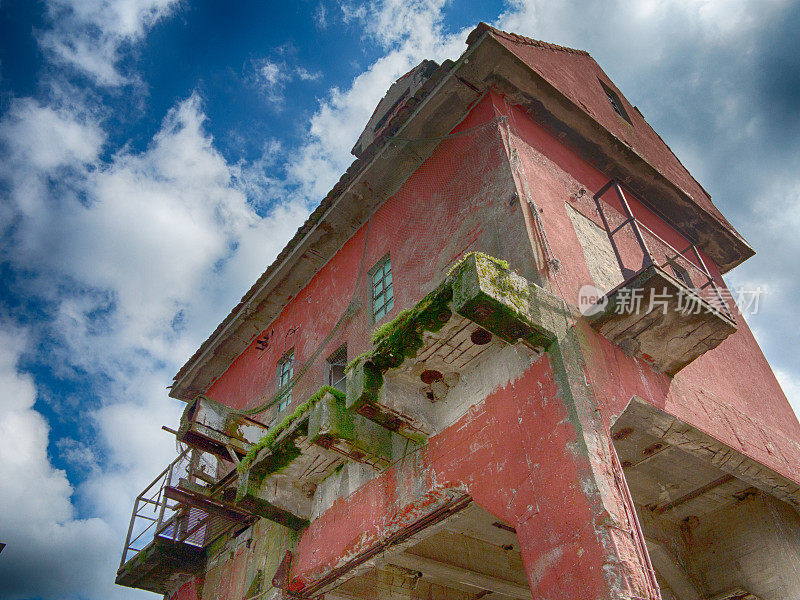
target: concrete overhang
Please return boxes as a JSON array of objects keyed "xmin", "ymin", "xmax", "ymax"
[{"xmin": 170, "ymin": 27, "xmax": 753, "ymax": 402}]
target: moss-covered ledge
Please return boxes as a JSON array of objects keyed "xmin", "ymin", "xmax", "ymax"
[
  {"xmin": 452, "ymin": 253, "xmax": 564, "ymax": 349},
  {"xmin": 233, "ymin": 385, "xmax": 408, "ymax": 528},
  {"xmin": 347, "ymin": 252, "xmax": 564, "ymax": 434},
  {"xmin": 232, "ymin": 387, "xmax": 342, "ymax": 529},
  {"xmin": 308, "ymin": 391, "xmax": 401, "ymax": 469},
  {"xmin": 237, "ymin": 386, "xmax": 341, "ymax": 477},
  {"xmin": 235, "ymin": 387, "xmax": 342, "ymax": 499}
]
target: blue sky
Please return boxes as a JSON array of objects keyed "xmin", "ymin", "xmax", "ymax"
[{"xmin": 1, "ymin": 1, "xmax": 799, "ymax": 599}]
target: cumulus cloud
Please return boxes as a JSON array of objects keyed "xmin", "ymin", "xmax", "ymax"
[
  {"xmin": 0, "ymin": 327, "xmax": 123, "ymax": 599},
  {"xmin": 286, "ymin": 0, "xmax": 469, "ymax": 200},
  {"xmin": 0, "ymin": 89, "xmax": 308, "ymax": 600},
  {"xmin": 38, "ymin": 0, "xmax": 180, "ymax": 86},
  {"xmin": 0, "ymin": 6, "xmax": 475, "ymax": 593}
]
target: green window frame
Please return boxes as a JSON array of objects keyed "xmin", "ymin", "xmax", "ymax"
[
  {"xmin": 371, "ymin": 255, "xmax": 394, "ymax": 322},
  {"xmin": 276, "ymin": 350, "xmax": 294, "ymax": 413}
]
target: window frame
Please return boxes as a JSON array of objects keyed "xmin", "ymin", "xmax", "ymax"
[
  {"xmin": 599, "ymin": 79, "xmax": 632, "ymax": 125},
  {"xmin": 668, "ymin": 261, "xmax": 694, "ymax": 289},
  {"xmin": 326, "ymin": 344, "xmax": 348, "ymax": 393},
  {"xmin": 276, "ymin": 349, "xmax": 294, "ymax": 414},
  {"xmin": 369, "ymin": 254, "xmax": 394, "ymax": 323}
]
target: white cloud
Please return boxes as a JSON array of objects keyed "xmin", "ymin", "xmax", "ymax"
[
  {"xmin": 0, "ymin": 98, "xmax": 104, "ymax": 172},
  {"xmin": 250, "ymin": 58, "xmax": 322, "ymax": 106},
  {"xmin": 286, "ymin": 0, "xmax": 469, "ymax": 200},
  {"xmin": 0, "ymin": 326, "xmax": 127, "ymax": 599},
  {"xmin": 0, "ymin": 89, "xmax": 309, "ymax": 599},
  {"xmin": 0, "ymin": 6, "xmax": 474, "ymax": 593},
  {"xmin": 314, "ymin": 2, "xmax": 329, "ymax": 29},
  {"xmin": 296, "ymin": 66, "xmax": 321, "ymax": 81},
  {"xmin": 38, "ymin": 0, "xmax": 180, "ymax": 86}
]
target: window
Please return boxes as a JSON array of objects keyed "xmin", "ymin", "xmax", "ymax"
[
  {"xmin": 276, "ymin": 350, "xmax": 294, "ymax": 413},
  {"xmin": 370, "ymin": 255, "xmax": 394, "ymax": 322},
  {"xmin": 599, "ymin": 80, "xmax": 631, "ymax": 124},
  {"xmin": 669, "ymin": 262, "xmax": 693, "ymax": 288},
  {"xmin": 326, "ymin": 344, "xmax": 347, "ymax": 393}
]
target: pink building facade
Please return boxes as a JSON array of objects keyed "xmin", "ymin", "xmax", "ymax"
[{"xmin": 116, "ymin": 25, "xmax": 800, "ymax": 600}]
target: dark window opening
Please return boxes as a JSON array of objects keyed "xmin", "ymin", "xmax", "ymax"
[
  {"xmin": 669, "ymin": 262, "xmax": 694, "ymax": 288},
  {"xmin": 600, "ymin": 80, "xmax": 631, "ymax": 124},
  {"xmin": 276, "ymin": 349, "xmax": 294, "ymax": 414},
  {"xmin": 326, "ymin": 344, "xmax": 347, "ymax": 393}
]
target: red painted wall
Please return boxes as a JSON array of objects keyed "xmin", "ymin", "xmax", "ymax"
[
  {"xmin": 206, "ymin": 95, "xmax": 530, "ymax": 418},
  {"xmin": 494, "ymin": 97, "xmax": 800, "ymax": 482},
  {"xmin": 290, "ymin": 357, "xmax": 632, "ymax": 598}
]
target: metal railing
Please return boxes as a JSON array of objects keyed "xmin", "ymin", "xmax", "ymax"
[
  {"xmin": 593, "ymin": 180, "xmax": 735, "ymax": 322},
  {"xmin": 118, "ymin": 447, "xmax": 237, "ymax": 568}
]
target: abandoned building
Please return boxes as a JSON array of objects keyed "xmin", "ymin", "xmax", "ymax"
[{"xmin": 115, "ymin": 23, "xmax": 800, "ymax": 600}]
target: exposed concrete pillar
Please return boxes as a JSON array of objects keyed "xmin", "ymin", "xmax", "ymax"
[{"xmin": 513, "ymin": 330, "xmax": 661, "ymax": 600}]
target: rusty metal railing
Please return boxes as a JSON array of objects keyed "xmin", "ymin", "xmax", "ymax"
[
  {"xmin": 118, "ymin": 447, "xmax": 240, "ymax": 568},
  {"xmin": 593, "ymin": 180, "xmax": 735, "ymax": 322}
]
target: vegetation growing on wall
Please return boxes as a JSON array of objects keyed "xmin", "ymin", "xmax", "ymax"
[
  {"xmin": 237, "ymin": 386, "xmax": 345, "ymax": 475},
  {"xmin": 358, "ymin": 251, "xmax": 516, "ymax": 374},
  {"xmin": 235, "ymin": 252, "xmax": 543, "ymax": 501}
]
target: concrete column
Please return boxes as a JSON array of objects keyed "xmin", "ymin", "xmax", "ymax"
[{"xmin": 513, "ymin": 331, "xmax": 661, "ymax": 600}]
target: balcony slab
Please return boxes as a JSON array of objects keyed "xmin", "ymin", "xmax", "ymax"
[{"xmin": 587, "ymin": 265, "xmax": 736, "ymax": 375}]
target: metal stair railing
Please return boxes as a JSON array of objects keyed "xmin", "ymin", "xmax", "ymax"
[{"xmin": 118, "ymin": 448, "xmax": 233, "ymax": 568}]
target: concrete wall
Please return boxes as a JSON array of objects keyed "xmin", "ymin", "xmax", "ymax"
[
  {"xmin": 644, "ymin": 491, "xmax": 800, "ymax": 600},
  {"xmin": 684, "ymin": 491, "xmax": 800, "ymax": 599}
]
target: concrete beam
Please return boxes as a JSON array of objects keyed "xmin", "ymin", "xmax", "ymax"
[
  {"xmin": 613, "ymin": 396, "xmax": 800, "ymax": 510},
  {"xmin": 389, "ymin": 553, "xmax": 532, "ymax": 599}
]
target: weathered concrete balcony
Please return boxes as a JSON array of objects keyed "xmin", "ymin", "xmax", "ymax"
[
  {"xmin": 116, "ymin": 449, "xmax": 250, "ymax": 594},
  {"xmin": 177, "ymin": 393, "xmax": 271, "ymax": 460},
  {"xmin": 231, "ymin": 254, "xmax": 565, "ymax": 528},
  {"xmin": 588, "ymin": 180, "xmax": 737, "ymax": 375},
  {"xmin": 232, "ymin": 388, "xmax": 409, "ymax": 529},
  {"xmin": 587, "ymin": 264, "xmax": 737, "ymax": 375},
  {"xmin": 346, "ymin": 253, "xmax": 562, "ymax": 438}
]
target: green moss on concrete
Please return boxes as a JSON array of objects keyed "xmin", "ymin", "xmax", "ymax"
[
  {"xmin": 236, "ymin": 385, "xmax": 345, "ymax": 476},
  {"xmin": 309, "ymin": 390, "xmax": 396, "ymax": 465},
  {"xmin": 206, "ymin": 533, "xmax": 228, "ymax": 558},
  {"xmin": 345, "ymin": 352, "xmax": 371, "ymax": 373},
  {"xmin": 344, "ymin": 251, "xmax": 549, "ymax": 436},
  {"xmin": 369, "ymin": 284, "xmax": 453, "ymax": 371},
  {"xmin": 446, "ymin": 251, "xmax": 510, "ymax": 277},
  {"xmin": 451, "ymin": 252, "xmax": 556, "ymax": 350}
]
